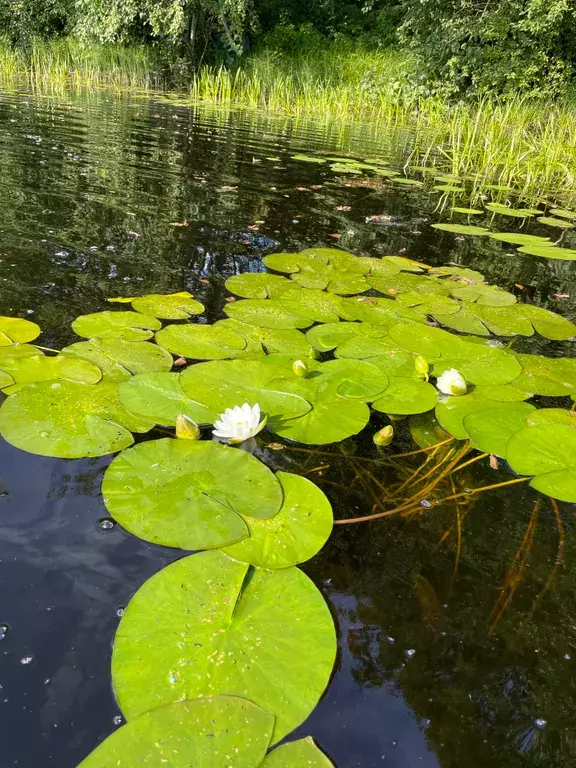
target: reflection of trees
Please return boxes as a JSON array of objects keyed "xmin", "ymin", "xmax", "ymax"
[{"xmin": 298, "ymin": 445, "xmax": 576, "ymax": 768}]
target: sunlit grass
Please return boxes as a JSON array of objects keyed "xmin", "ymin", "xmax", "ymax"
[{"xmin": 1, "ymin": 37, "xmax": 576, "ymax": 205}]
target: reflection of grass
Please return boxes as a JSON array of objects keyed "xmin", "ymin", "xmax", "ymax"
[{"xmin": 2, "ymin": 38, "xmax": 576, "ymax": 204}]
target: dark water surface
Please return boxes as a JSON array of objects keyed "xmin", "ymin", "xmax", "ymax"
[{"xmin": 1, "ymin": 89, "xmax": 576, "ymax": 768}]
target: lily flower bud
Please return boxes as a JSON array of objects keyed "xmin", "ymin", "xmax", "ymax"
[
  {"xmin": 373, "ymin": 425, "xmax": 394, "ymax": 447},
  {"xmin": 176, "ymin": 413, "xmax": 201, "ymax": 440},
  {"xmin": 293, "ymin": 359, "xmax": 309, "ymax": 378}
]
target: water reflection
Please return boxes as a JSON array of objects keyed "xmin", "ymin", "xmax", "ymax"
[{"xmin": 0, "ymin": 88, "xmax": 575, "ymax": 767}]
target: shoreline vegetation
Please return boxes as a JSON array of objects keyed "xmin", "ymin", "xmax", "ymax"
[{"xmin": 1, "ymin": 37, "xmax": 576, "ymax": 206}]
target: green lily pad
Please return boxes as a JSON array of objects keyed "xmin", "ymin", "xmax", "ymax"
[
  {"xmin": 78, "ymin": 696, "xmax": 274, "ymax": 768},
  {"xmin": 466, "ymin": 304, "xmax": 534, "ymax": 337},
  {"xmin": 429, "ymin": 266, "xmax": 485, "ymax": 282},
  {"xmin": 549, "ymin": 208, "xmax": 576, "ymax": 220},
  {"xmin": 383, "ymin": 256, "xmax": 428, "ymax": 272},
  {"xmin": 112, "ymin": 550, "xmax": 337, "ymax": 743},
  {"xmin": 125, "ymin": 292, "xmax": 205, "ymax": 319},
  {"xmin": 485, "ymin": 204, "xmax": 536, "ymax": 218},
  {"xmin": 397, "ymin": 293, "xmax": 461, "ymax": 316},
  {"xmin": 155, "ymin": 323, "xmax": 247, "ymax": 359},
  {"xmin": 436, "ymin": 395, "xmax": 501, "ymax": 440},
  {"xmin": 517, "ymin": 245, "xmax": 576, "ymax": 260},
  {"xmin": 0, "ymin": 344, "xmax": 43, "ymax": 387},
  {"xmin": 62, "ymin": 338, "xmax": 174, "ymax": 380},
  {"xmin": 520, "ymin": 305, "xmax": 576, "ymax": 341},
  {"xmin": 372, "ymin": 378, "xmax": 438, "ymax": 415},
  {"xmin": 449, "ymin": 283, "xmax": 516, "ymax": 306},
  {"xmin": 261, "ymin": 738, "xmax": 334, "ymax": 767},
  {"xmin": 279, "ymin": 288, "xmax": 342, "ymax": 324},
  {"xmin": 338, "ymin": 297, "xmax": 425, "ymax": 327},
  {"xmin": 451, "ymin": 207, "xmax": 484, "ymax": 215},
  {"xmin": 306, "ymin": 322, "xmax": 388, "ymax": 355},
  {"xmin": 0, "ymin": 354, "xmax": 102, "ymax": 394},
  {"xmin": 355, "ymin": 257, "xmax": 400, "ymax": 278},
  {"xmin": 118, "ymin": 372, "xmax": 216, "ymax": 426},
  {"xmin": 224, "ymin": 300, "xmax": 311, "ymax": 330},
  {"xmin": 180, "ymin": 360, "xmax": 311, "ymax": 427},
  {"xmin": 225, "ymin": 274, "xmax": 294, "ymax": 299},
  {"xmin": 330, "ymin": 162, "xmax": 362, "ymax": 174},
  {"xmin": 391, "ymin": 177, "xmax": 423, "ymax": 186},
  {"xmin": 506, "ymin": 425, "xmax": 576, "ymax": 502},
  {"xmin": 263, "ymin": 253, "xmax": 302, "ymax": 273},
  {"xmin": 512, "ymin": 354, "xmax": 576, "ymax": 396},
  {"xmin": 0, "ymin": 316, "xmax": 41, "ymax": 346},
  {"xmin": 432, "ymin": 224, "xmax": 490, "ymax": 236},
  {"xmin": 268, "ymin": 376, "xmax": 370, "ymax": 444},
  {"xmin": 215, "ymin": 319, "xmax": 312, "ymax": 358},
  {"xmin": 72, "ymin": 311, "xmax": 161, "ymax": 341},
  {"xmin": 313, "ymin": 358, "xmax": 389, "ymax": 400},
  {"xmin": 223, "ymin": 472, "xmax": 333, "ymax": 569},
  {"xmin": 537, "ymin": 216, "xmax": 574, "ymax": 229},
  {"xmin": 102, "ymin": 438, "xmax": 283, "ymax": 548},
  {"xmin": 0, "ymin": 380, "xmax": 152, "ymax": 458},
  {"xmin": 369, "ymin": 272, "xmax": 449, "ymax": 297},
  {"xmin": 525, "ymin": 408, "xmax": 576, "ymax": 428},
  {"xmin": 291, "ymin": 154, "xmax": 326, "ymax": 164},
  {"xmin": 489, "ymin": 232, "xmax": 551, "ymax": 246},
  {"xmin": 463, "ymin": 402, "xmax": 536, "ymax": 456},
  {"xmin": 434, "ymin": 185, "xmax": 466, "ymax": 193},
  {"xmin": 434, "ymin": 308, "xmax": 489, "ymax": 336}
]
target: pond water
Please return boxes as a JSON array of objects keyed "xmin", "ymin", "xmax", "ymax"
[{"xmin": 0, "ymin": 88, "xmax": 575, "ymax": 768}]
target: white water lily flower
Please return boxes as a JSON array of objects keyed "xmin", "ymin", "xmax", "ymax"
[
  {"xmin": 436, "ymin": 368, "xmax": 467, "ymax": 396},
  {"xmin": 213, "ymin": 402, "xmax": 267, "ymax": 444}
]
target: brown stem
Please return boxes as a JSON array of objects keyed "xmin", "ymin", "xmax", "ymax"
[
  {"xmin": 530, "ymin": 499, "xmax": 565, "ymax": 616},
  {"xmin": 389, "ymin": 437, "xmax": 455, "ymax": 459}
]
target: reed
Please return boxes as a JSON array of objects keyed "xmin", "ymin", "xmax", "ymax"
[{"xmin": 2, "ymin": 37, "xmax": 576, "ymax": 204}]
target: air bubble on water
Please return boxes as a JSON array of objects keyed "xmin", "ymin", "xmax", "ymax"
[
  {"xmin": 392, "ymin": 740, "xmax": 397, "ymax": 747},
  {"xmin": 385, "ymin": 636, "xmax": 395, "ymax": 644},
  {"xmin": 464, "ymin": 488, "xmax": 473, "ymax": 494},
  {"xmin": 534, "ymin": 719, "xmax": 547, "ymax": 729},
  {"xmin": 113, "ymin": 715, "xmax": 123, "ymax": 726},
  {"xmin": 99, "ymin": 518, "xmax": 115, "ymax": 531},
  {"xmin": 115, "ymin": 607, "xmax": 125, "ymax": 618},
  {"xmin": 420, "ymin": 499, "xmax": 432, "ymax": 508},
  {"xmin": 169, "ymin": 671, "xmax": 179, "ymax": 684},
  {"xmin": 20, "ymin": 656, "xmax": 34, "ymax": 665},
  {"xmin": 565, "ymin": 653, "xmax": 571, "ymax": 660},
  {"xmin": 0, "ymin": 624, "xmax": 8, "ymax": 640},
  {"xmin": 405, "ymin": 649, "xmax": 416, "ymax": 658}
]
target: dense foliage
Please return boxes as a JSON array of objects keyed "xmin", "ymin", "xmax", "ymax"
[{"xmin": 0, "ymin": 0, "xmax": 575, "ymax": 94}]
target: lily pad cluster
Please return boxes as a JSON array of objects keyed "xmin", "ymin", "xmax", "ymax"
[{"xmin": 0, "ymin": 246, "xmax": 575, "ymax": 763}]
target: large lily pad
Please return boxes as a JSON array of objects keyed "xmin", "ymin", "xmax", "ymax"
[
  {"xmin": 466, "ymin": 304, "xmax": 534, "ymax": 337},
  {"xmin": 0, "ymin": 317, "xmax": 41, "ymax": 346},
  {"xmin": 432, "ymin": 224, "xmax": 490, "ymax": 236},
  {"xmin": 118, "ymin": 372, "xmax": 216, "ymax": 426},
  {"xmin": 525, "ymin": 408, "xmax": 576, "ymax": 428},
  {"xmin": 436, "ymin": 394, "xmax": 517, "ymax": 440},
  {"xmin": 112, "ymin": 550, "xmax": 337, "ymax": 743},
  {"xmin": 372, "ymin": 378, "xmax": 438, "ymax": 415},
  {"xmin": 512, "ymin": 354, "xmax": 576, "ymax": 396},
  {"xmin": 463, "ymin": 402, "xmax": 535, "ymax": 456},
  {"xmin": 223, "ymin": 472, "xmax": 333, "ymax": 569},
  {"xmin": 78, "ymin": 696, "xmax": 274, "ymax": 768},
  {"xmin": 449, "ymin": 283, "xmax": 516, "ymax": 306},
  {"xmin": 72, "ymin": 311, "xmax": 161, "ymax": 341},
  {"xmin": 102, "ymin": 439, "xmax": 283, "ymax": 549},
  {"xmin": 306, "ymin": 322, "xmax": 389, "ymax": 354},
  {"xmin": 268, "ymin": 375, "xmax": 370, "ymax": 444},
  {"xmin": 215, "ymin": 319, "xmax": 312, "ymax": 358},
  {"xmin": 224, "ymin": 300, "xmax": 311, "ymax": 330},
  {"xmin": 129, "ymin": 292, "xmax": 205, "ymax": 319},
  {"xmin": 0, "ymin": 380, "xmax": 152, "ymax": 458},
  {"xmin": 156, "ymin": 323, "xmax": 247, "ymax": 359},
  {"xmin": 0, "ymin": 354, "xmax": 102, "ymax": 394},
  {"xmin": 62, "ymin": 338, "xmax": 173, "ymax": 380},
  {"xmin": 520, "ymin": 305, "xmax": 576, "ymax": 341},
  {"xmin": 339, "ymin": 297, "xmax": 425, "ymax": 327},
  {"xmin": 261, "ymin": 738, "xmax": 334, "ymax": 767},
  {"xmin": 180, "ymin": 360, "xmax": 311, "ymax": 426},
  {"xmin": 226, "ymin": 273, "xmax": 294, "ymax": 299},
  {"xmin": 506, "ymin": 425, "xmax": 576, "ymax": 502},
  {"xmin": 279, "ymin": 288, "xmax": 342, "ymax": 324}
]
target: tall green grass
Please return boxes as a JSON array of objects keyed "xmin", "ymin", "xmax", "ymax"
[
  {"xmin": 1, "ymin": 37, "xmax": 576, "ymax": 205},
  {"xmin": 0, "ymin": 38, "xmax": 163, "ymax": 90}
]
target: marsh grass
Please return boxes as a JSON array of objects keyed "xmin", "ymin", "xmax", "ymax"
[{"xmin": 1, "ymin": 37, "xmax": 576, "ymax": 205}]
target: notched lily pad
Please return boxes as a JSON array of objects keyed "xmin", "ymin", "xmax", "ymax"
[
  {"xmin": 261, "ymin": 738, "xmax": 335, "ymax": 767},
  {"xmin": 507, "ymin": 425, "xmax": 576, "ymax": 502},
  {"xmin": 77, "ymin": 696, "xmax": 274, "ymax": 768},
  {"xmin": 226, "ymin": 273, "xmax": 294, "ymax": 299},
  {"xmin": 463, "ymin": 402, "xmax": 535, "ymax": 456},
  {"xmin": 112, "ymin": 550, "xmax": 337, "ymax": 743},
  {"xmin": 102, "ymin": 438, "xmax": 282, "ymax": 549},
  {"xmin": 0, "ymin": 354, "xmax": 102, "ymax": 394},
  {"xmin": 224, "ymin": 300, "xmax": 312, "ymax": 330},
  {"xmin": 223, "ymin": 471, "xmax": 333, "ymax": 569},
  {"xmin": 118, "ymin": 372, "xmax": 216, "ymax": 426},
  {"xmin": 0, "ymin": 380, "xmax": 152, "ymax": 458},
  {"xmin": 372, "ymin": 378, "xmax": 438, "ymax": 415},
  {"xmin": 72, "ymin": 311, "xmax": 161, "ymax": 341},
  {"xmin": 0, "ymin": 316, "xmax": 41, "ymax": 346},
  {"xmin": 156, "ymin": 323, "xmax": 247, "ymax": 359},
  {"xmin": 432, "ymin": 224, "xmax": 490, "ymax": 236},
  {"xmin": 129, "ymin": 292, "xmax": 205, "ymax": 319},
  {"xmin": 62, "ymin": 338, "xmax": 174, "ymax": 380}
]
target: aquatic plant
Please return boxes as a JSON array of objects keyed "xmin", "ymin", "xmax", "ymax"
[{"xmin": 0, "ymin": 250, "xmax": 575, "ymax": 763}]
